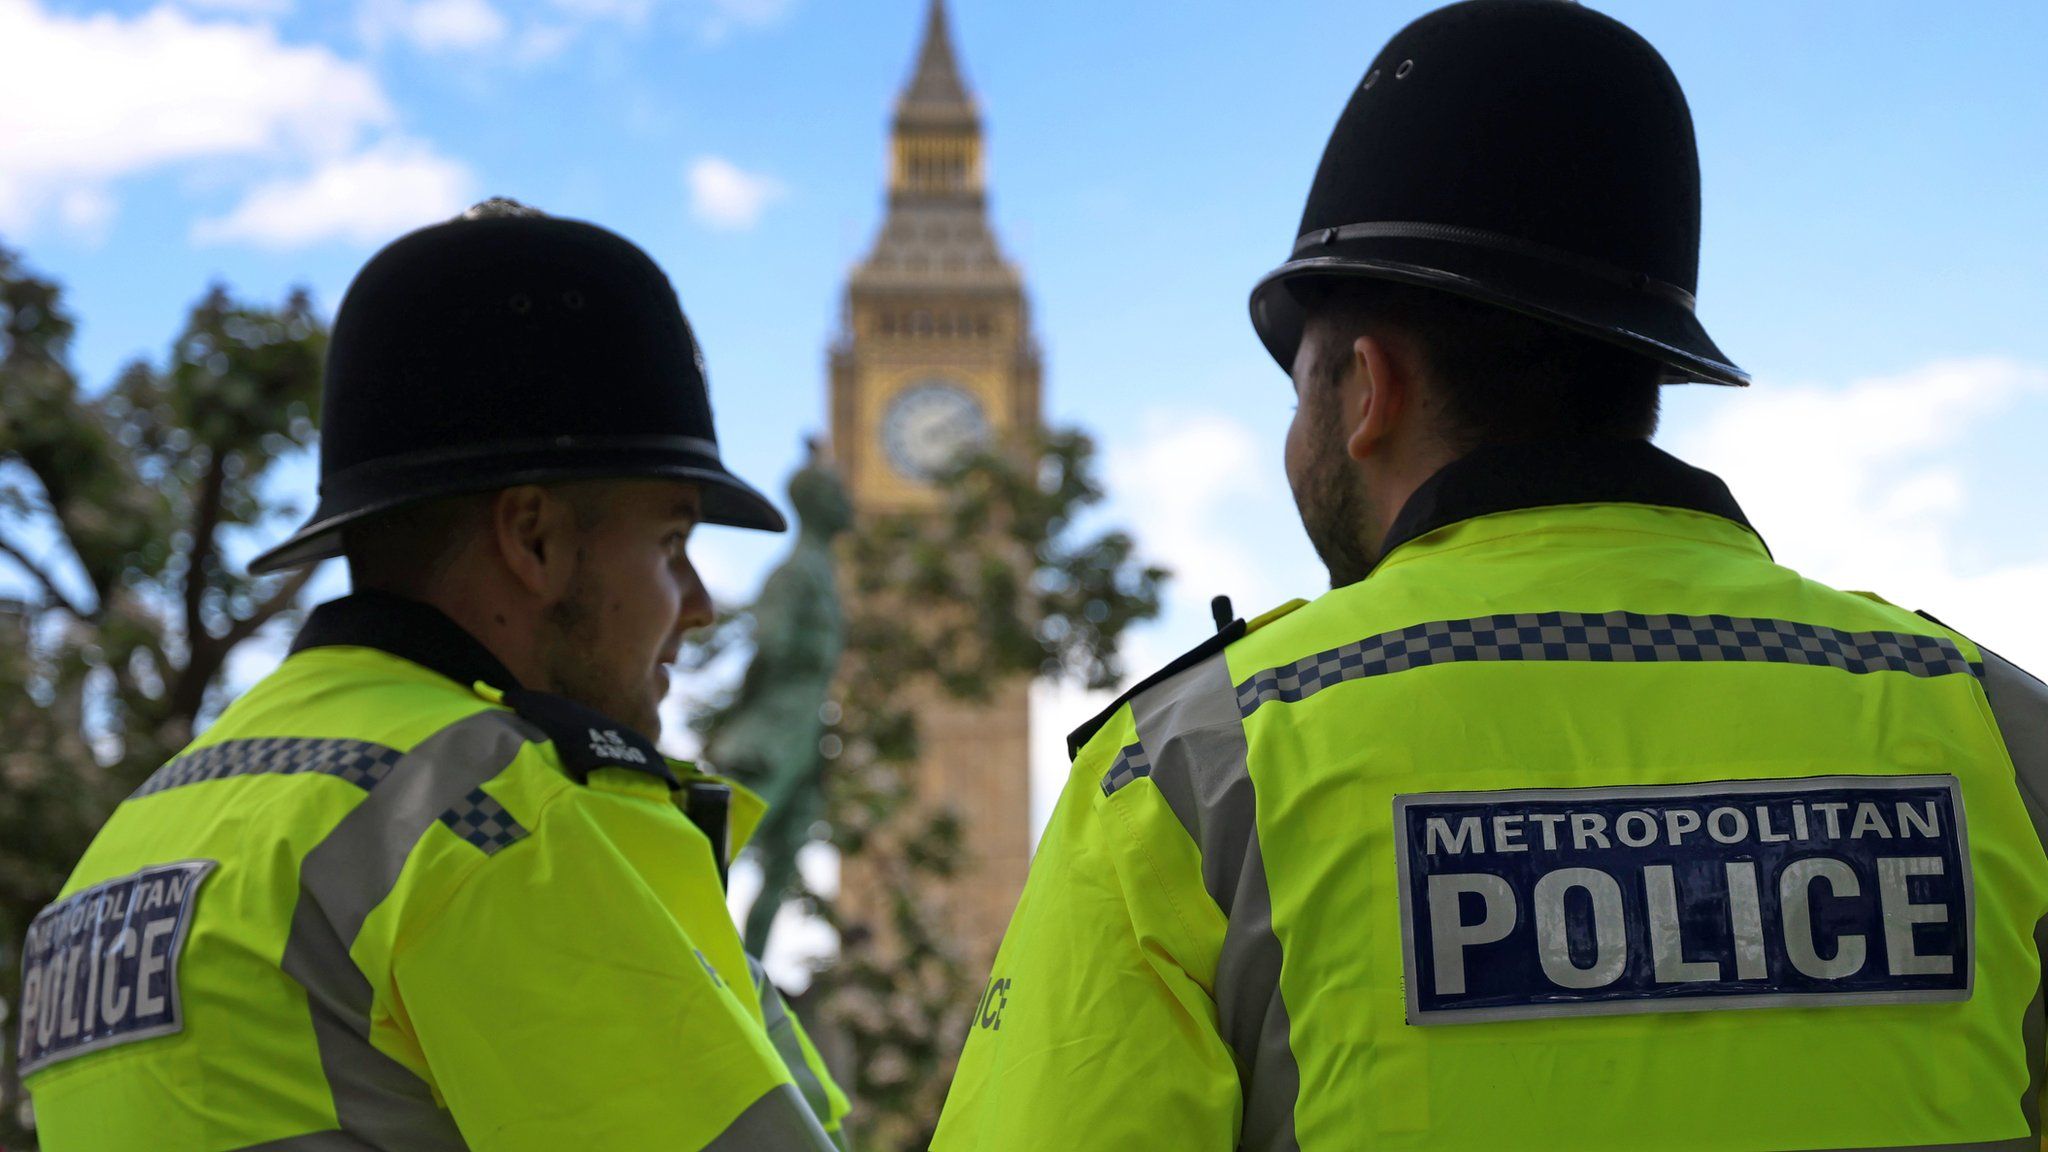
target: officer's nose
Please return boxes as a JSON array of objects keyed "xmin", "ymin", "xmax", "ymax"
[{"xmin": 676, "ymin": 560, "xmax": 715, "ymax": 634}]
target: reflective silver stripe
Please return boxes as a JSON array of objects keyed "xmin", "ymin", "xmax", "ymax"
[
  {"xmin": 1128, "ymin": 652, "xmax": 1301, "ymax": 1152},
  {"xmin": 1237, "ymin": 612, "xmax": 1981, "ymax": 718},
  {"xmin": 749, "ymin": 956, "xmax": 834, "ymax": 1132},
  {"xmin": 2021, "ymin": 932, "xmax": 2045, "ymax": 1144},
  {"xmin": 280, "ymin": 709, "xmax": 537, "ymax": 1150},
  {"xmin": 1981, "ymin": 648, "xmax": 2048, "ymax": 1139},
  {"xmin": 1982, "ymin": 647, "xmax": 2048, "ymax": 851},
  {"xmin": 232, "ymin": 1133, "xmax": 377, "ymax": 1150},
  {"xmin": 703, "ymin": 1082, "xmax": 837, "ymax": 1151}
]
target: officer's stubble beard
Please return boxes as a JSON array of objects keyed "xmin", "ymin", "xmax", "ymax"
[
  {"xmin": 1291, "ymin": 346, "xmax": 1379, "ymax": 590},
  {"xmin": 538, "ymin": 546, "xmax": 664, "ymax": 741}
]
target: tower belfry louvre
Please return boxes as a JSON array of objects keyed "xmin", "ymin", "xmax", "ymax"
[{"xmin": 830, "ymin": 0, "xmax": 1039, "ymax": 971}]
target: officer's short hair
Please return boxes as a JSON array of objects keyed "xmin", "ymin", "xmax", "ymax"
[
  {"xmin": 343, "ymin": 494, "xmax": 494, "ymax": 595},
  {"xmin": 343, "ymin": 484, "xmax": 613, "ymax": 595},
  {"xmin": 1300, "ymin": 279, "xmax": 1662, "ymax": 446}
]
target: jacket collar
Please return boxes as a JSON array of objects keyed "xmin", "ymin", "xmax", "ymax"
[
  {"xmin": 290, "ymin": 590, "xmax": 522, "ymax": 692},
  {"xmin": 1378, "ymin": 438, "xmax": 1764, "ymax": 567}
]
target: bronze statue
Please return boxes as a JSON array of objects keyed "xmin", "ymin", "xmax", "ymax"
[{"xmin": 707, "ymin": 446, "xmax": 854, "ymax": 955}]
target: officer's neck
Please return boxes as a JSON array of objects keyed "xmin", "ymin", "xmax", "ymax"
[
  {"xmin": 457, "ymin": 609, "xmax": 549, "ymax": 691},
  {"xmin": 1357, "ymin": 429, "xmax": 1465, "ymax": 566},
  {"xmin": 365, "ymin": 567, "xmax": 554, "ymax": 695}
]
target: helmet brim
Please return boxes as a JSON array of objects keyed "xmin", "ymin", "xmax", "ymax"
[
  {"xmin": 1249, "ymin": 231, "xmax": 1748, "ymax": 388},
  {"xmin": 247, "ymin": 445, "xmax": 786, "ymax": 575}
]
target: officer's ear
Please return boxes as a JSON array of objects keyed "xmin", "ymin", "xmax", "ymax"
[
  {"xmin": 490, "ymin": 485, "xmax": 582, "ymax": 600},
  {"xmin": 1343, "ymin": 330, "xmax": 1420, "ymax": 463}
]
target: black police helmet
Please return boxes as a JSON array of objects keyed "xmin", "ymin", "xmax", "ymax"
[
  {"xmin": 1250, "ymin": 0, "xmax": 1746, "ymax": 387},
  {"xmin": 249, "ymin": 204, "xmax": 786, "ymax": 574}
]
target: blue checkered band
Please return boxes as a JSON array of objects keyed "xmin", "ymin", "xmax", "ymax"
[
  {"xmin": 438, "ymin": 786, "xmax": 529, "ymax": 855},
  {"xmin": 131, "ymin": 737, "xmax": 404, "ymax": 799},
  {"xmin": 1100, "ymin": 742, "xmax": 1153, "ymax": 796},
  {"xmin": 1237, "ymin": 611, "xmax": 1981, "ymax": 718}
]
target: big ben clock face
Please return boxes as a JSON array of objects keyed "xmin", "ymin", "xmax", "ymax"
[{"xmin": 882, "ymin": 380, "xmax": 991, "ymax": 481}]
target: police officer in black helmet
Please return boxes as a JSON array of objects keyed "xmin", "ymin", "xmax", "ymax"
[
  {"xmin": 21, "ymin": 199, "xmax": 849, "ymax": 1148},
  {"xmin": 935, "ymin": 3, "xmax": 2048, "ymax": 1148},
  {"xmin": 250, "ymin": 197, "xmax": 788, "ymax": 743}
]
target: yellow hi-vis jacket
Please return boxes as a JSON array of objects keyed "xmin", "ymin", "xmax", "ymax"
[
  {"xmin": 18, "ymin": 592, "xmax": 849, "ymax": 1150},
  {"xmin": 934, "ymin": 440, "xmax": 2048, "ymax": 1152}
]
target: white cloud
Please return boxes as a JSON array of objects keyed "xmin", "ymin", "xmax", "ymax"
[
  {"xmin": 176, "ymin": 0, "xmax": 293, "ymax": 15},
  {"xmin": 686, "ymin": 156, "xmax": 786, "ymax": 231},
  {"xmin": 709, "ymin": 0, "xmax": 794, "ymax": 22},
  {"xmin": 1104, "ymin": 410, "xmax": 1302, "ymax": 617},
  {"xmin": 192, "ymin": 137, "xmax": 475, "ymax": 249},
  {"xmin": 542, "ymin": 0, "xmax": 794, "ymax": 33},
  {"xmin": 1029, "ymin": 678, "xmax": 1115, "ymax": 839},
  {"xmin": 54, "ymin": 186, "xmax": 116, "ymax": 243},
  {"xmin": 359, "ymin": 0, "xmax": 508, "ymax": 52},
  {"xmin": 1668, "ymin": 356, "xmax": 2048, "ymax": 669},
  {"xmin": 0, "ymin": 0, "xmax": 392, "ymax": 236},
  {"xmin": 547, "ymin": 0, "xmax": 653, "ymax": 21},
  {"xmin": 530, "ymin": 0, "xmax": 792, "ymax": 49},
  {"xmin": 724, "ymin": 845, "xmax": 839, "ymax": 990},
  {"xmin": 510, "ymin": 21, "xmax": 578, "ymax": 62},
  {"xmin": 700, "ymin": 0, "xmax": 794, "ymax": 41}
]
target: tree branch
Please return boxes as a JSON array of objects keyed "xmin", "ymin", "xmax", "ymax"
[
  {"xmin": 0, "ymin": 533, "xmax": 86, "ymax": 618},
  {"xmin": 217, "ymin": 565, "xmax": 317, "ymax": 654},
  {"xmin": 165, "ymin": 563, "xmax": 318, "ymax": 733},
  {"xmin": 163, "ymin": 458, "xmax": 229, "ymax": 728},
  {"xmin": 182, "ymin": 458, "xmax": 227, "ymax": 664}
]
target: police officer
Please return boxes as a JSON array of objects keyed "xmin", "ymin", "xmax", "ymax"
[
  {"xmin": 934, "ymin": 3, "xmax": 2048, "ymax": 1148},
  {"xmin": 16, "ymin": 201, "xmax": 849, "ymax": 1150}
]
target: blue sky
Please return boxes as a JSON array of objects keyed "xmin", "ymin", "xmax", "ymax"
[{"xmin": 5, "ymin": 0, "xmax": 2047, "ymax": 914}]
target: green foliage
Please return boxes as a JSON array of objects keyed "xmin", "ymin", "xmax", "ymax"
[
  {"xmin": 843, "ymin": 431, "xmax": 1166, "ymax": 700},
  {"xmin": 0, "ymin": 244, "xmax": 327, "ymax": 1141},
  {"xmin": 698, "ymin": 430, "xmax": 1167, "ymax": 1150}
]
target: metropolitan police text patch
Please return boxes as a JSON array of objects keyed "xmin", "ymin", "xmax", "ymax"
[
  {"xmin": 17, "ymin": 860, "xmax": 216, "ymax": 1075},
  {"xmin": 1393, "ymin": 777, "xmax": 1972, "ymax": 1024}
]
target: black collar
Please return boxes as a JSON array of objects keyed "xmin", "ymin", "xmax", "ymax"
[
  {"xmin": 290, "ymin": 590, "xmax": 522, "ymax": 692},
  {"xmin": 1379, "ymin": 439, "xmax": 1763, "ymax": 565}
]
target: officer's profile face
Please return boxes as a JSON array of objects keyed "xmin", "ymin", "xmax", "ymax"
[{"xmin": 534, "ymin": 479, "xmax": 712, "ymax": 740}]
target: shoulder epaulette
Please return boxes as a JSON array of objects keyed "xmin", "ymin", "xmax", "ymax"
[
  {"xmin": 1067, "ymin": 619, "xmax": 1247, "ymax": 759},
  {"xmin": 1913, "ymin": 609, "xmax": 1952, "ymax": 631},
  {"xmin": 497, "ymin": 686, "xmax": 681, "ymax": 789},
  {"xmin": 1066, "ymin": 598, "xmax": 1312, "ymax": 759}
]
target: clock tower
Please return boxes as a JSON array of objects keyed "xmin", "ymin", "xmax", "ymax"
[{"xmin": 829, "ymin": 0, "xmax": 1039, "ymax": 970}]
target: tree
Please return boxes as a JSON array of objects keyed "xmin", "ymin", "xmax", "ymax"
[
  {"xmin": 693, "ymin": 430, "xmax": 1168, "ymax": 1150},
  {"xmin": 0, "ymin": 244, "xmax": 327, "ymax": 1142}
]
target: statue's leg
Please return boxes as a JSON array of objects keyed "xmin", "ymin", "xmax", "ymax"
[
  {"xmin": 737, "ymin": 741, "xmax": 827, "ymax": 955},
  {"xmin": 745, "ymin": 824, "xmax": 800, "ymax": 955}
]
